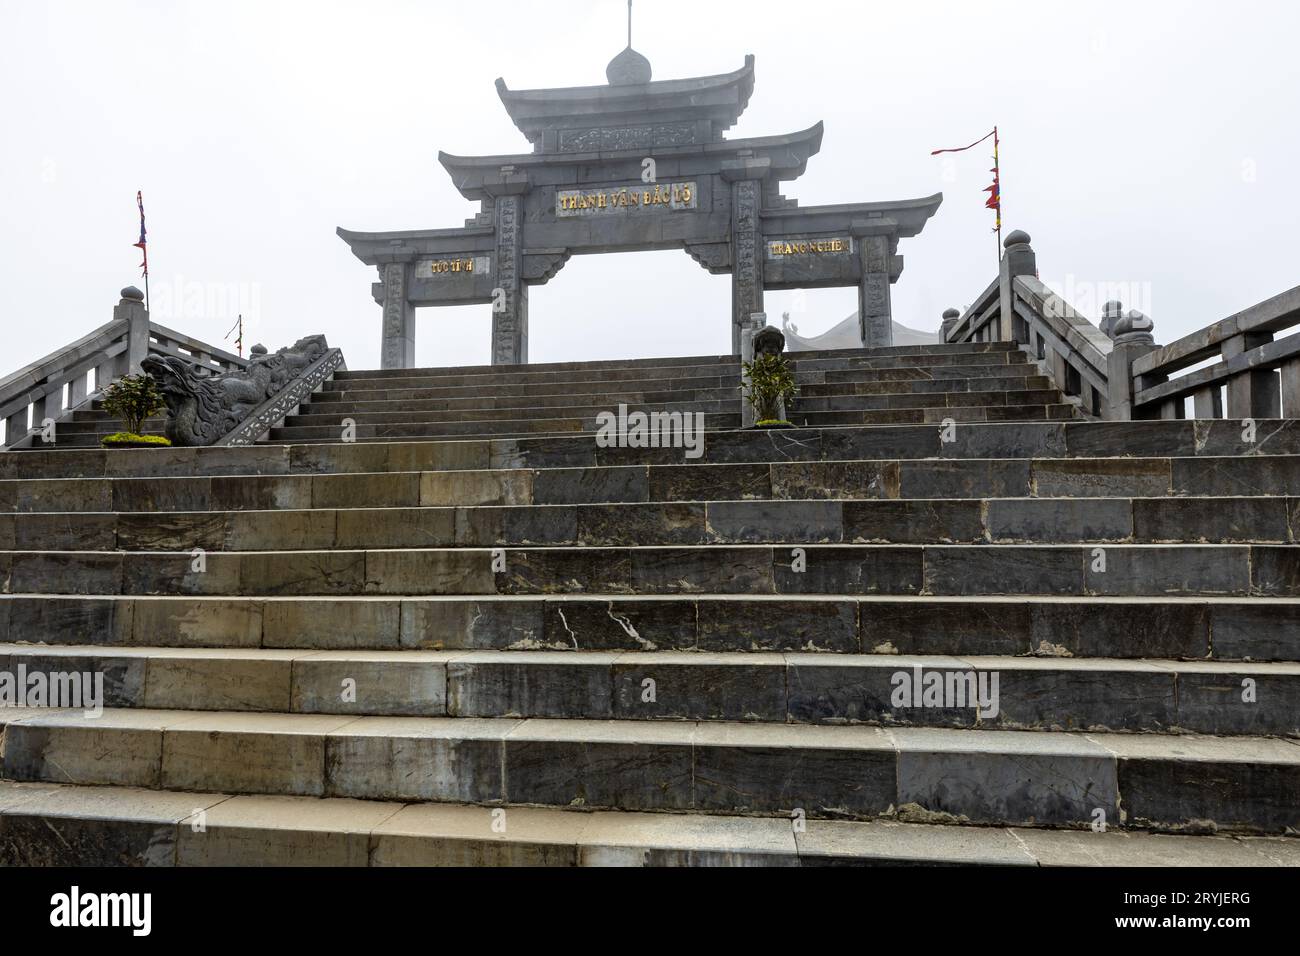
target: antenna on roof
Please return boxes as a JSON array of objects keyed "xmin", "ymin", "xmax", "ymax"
[{"xmin": 627, "ymin": 0, "xmax": 633, "ymax": 48}]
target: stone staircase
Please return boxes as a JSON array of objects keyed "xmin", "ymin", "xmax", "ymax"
[{"xmin": 1, "ymin": 341, "xmax": 1298, "ymax": 867}]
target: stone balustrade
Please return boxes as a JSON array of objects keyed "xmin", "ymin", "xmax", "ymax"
[
  {"xmin": 943, "ymin": 230, "xmax": 1300, "ymax": 421},
  {"xmin": 0, "ymin": 287, "xmax": 248, "ymax": 448}
]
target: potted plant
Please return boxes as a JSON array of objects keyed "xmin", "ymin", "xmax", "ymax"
[
  {"xmin": 100, "ymin": 373, "xmax": 172, "ymax": 448},
  {"xmin": 741, "ymin": 351, "xmax": 799, "ymax": 428}
]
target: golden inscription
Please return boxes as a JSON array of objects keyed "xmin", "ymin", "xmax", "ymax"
[
  {"xmin": 425, "ymin": 259, "xmax": 475, "ymax": 274},
  {"xmin": 557, "ymin": 182, "xmax": 696, "ymax": 216},
  {"xmin": 769, "ymin": 239, "xmax": 849, "ymax": 256}
]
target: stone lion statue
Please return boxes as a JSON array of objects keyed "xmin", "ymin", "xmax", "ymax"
[{"xmin": 141, "ymin": 335, "xmax": 329, "ymax": 446}]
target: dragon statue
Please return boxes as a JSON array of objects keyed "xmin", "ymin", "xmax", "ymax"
[{"xmin": 141, "ymin": 335, "xmax": 329, "ymax": 446}]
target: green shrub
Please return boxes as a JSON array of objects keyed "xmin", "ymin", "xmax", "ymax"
[
  {"xmin": 101, "ymin": 432, "xmax": 172, "ymax": 447},
  {"xmin": 101, "ymin": 373, "xmax": 166, "ymax": 436},
  {"xmin": 741, "ymin": 352, "xmax": 798, "ymax": 425}
]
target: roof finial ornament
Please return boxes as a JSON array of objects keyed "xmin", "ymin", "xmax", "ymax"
[{"xmin": 607, "ymin": 0, "xmax": 652, "ymax": 85}]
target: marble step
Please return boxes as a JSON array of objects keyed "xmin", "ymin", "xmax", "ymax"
[
  {"xmin": 9, "ymin": 779, "xmax": 1285, "ymax": 866},
  {"xmin": 3, "ymin": 542, "xmax": 1297, "ymax": 597},
  {"xmin": 308, "ymin": 373, "xmax": 1051, "ymax": 411},
  {"xmin": 4, "ymin": 594, "xmax": 1297, "ymax": 661},
  {"xmin": 10, "ymin": 420, "xmax": 1300, "ymax": 479},
  {"xmin": 3, "ymin": 709, "xmax": 1297, "ymax": 832},
  {"xmin": 273, "ymin": 399, "xmax": 1074, "ymax": 434},
  {"xmin": 2, "ymin": 644, "xmax": 1295, "ymax": 735},
  {"xmin": 327, "ymin": 350, "xmax": 1028, "ymax": 392},
  {"xmin": 4, "ymin": 497, "xmax": 1296, "ymax": 554},
  {"xmin": 314, "ymin": 365, "xmax": 1043, "ymax": 407},
  {"xmin": 5, "ymin": 457, "xmax": 1300, "ymax": 517},
  {"xmin": 267, "ymin": 404, "xmax": 1079, "ymax": 444},
  {"xmin": 289, "ymin": 387, "xmax": 1066, "ymax": 425},
  {"xmin": 328, "ymin": 342, "xmax": 1018, "ymax": 382}
]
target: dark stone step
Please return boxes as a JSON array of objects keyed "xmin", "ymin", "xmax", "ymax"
[
  {"xmin": 4, "ymin": 497, "xmax": 1293, "ymax": 553},
  {"xmin": 5, "ymin": 594, "xmax": 1295, "ymax": 661},
  {"xmin": 3, "ymin": 543, "xmax": 1293, "ymax": 598},
  {"xmin": 1, "ymin": 643, "xmax": 1294, "ymax": 736},
  {"xmin": 4, "ymin": 710, "xmax": 1295, "ymax": 832},
  {"xmin": 9, "ymin": 421, "xmax": 1300, "ymax": 480}
]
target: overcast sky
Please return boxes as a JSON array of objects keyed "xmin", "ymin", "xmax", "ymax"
[{"xmin": 2, "ymin": 0, "xmax": 1297, "ymax": 374}]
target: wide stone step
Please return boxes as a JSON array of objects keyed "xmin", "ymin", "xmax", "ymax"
[
  {"xmin": 9, "ymin": 420, "xmax": 1300, "ymax": 481},
  {"xmin": 328, "ymin": 350, "xmax": 1028, "ymax": 392},
  {"xmin": 310, "ymin": 373, "xmax": 1051, "ymax": 412},
  {"xmin": 285, "ymin": 398, "xmax": 744, "ymax": 428},
  {"xmin": 5, "ymin": 594, "xmax": 1296, "ymax": 660},
  {"xmin": 268, "ymin": 404, "xmax": 1082, "ymax": 444},
  {"xmin": 4, "ymin": 497, "xmax": 1295, "ymax": 554},
  {"xmin": 3, "ymin": 543, "xmax": 1296, "ymax": 597},
  {"xmin": 267, "ymin": 413, "xmax": 742, "ymax": 443},
  {"xmin": 10, "ymin": 779, "xmax": 1282, "ymax": 866},
  {"xmin": 303, "ymin": 385, "xmax": 745, "ymax": 416},
  {"xmin": 6, "ymin": 455, "xmax": 1296, "ymax": 516},
  {"xmin": 3, "ymin": 709, "xmax": 1296, "ymax": 832},
  {"xmin": 292, "ymin": 386, "xmax": 1065, "ymax": 425},
  {"xmin": 315, "ymin": 365, "xmax": 1042, "ymax": 407},
  {"xmin": 329, "ymin": 342, "xmax": 1017, "ymax": 382},
  {"xmin": 3, "ymin": 644, "xmax": 1295, "ymax": 735},
  {"xmin": 274, "ymin": 401, "xmax": 1075, "ymax": 435}
]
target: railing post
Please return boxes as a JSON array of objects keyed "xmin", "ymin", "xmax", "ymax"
[
  {"xmin": 1105, "ymin": 307, "xmax": 1158, "ymax": 420},
  {"xmin": 998, "ymin": 230, "xmax": 1036, "ymax": 344},
  {"xmin": 3, "ymin": 407, "xmax": 29, "ymax": 447},
  {"xmin": 1282, "ymin": 358, "xmax": 1300, "ymax": 419},
  {"xmin": 941, "ymin": 308, "xmax": 960, "ymax": 343},
  {"xmin": 1223, "ymin": 332, "xmax": 1281, "ymax": 419},
  {"xmin": 114, "ymin": 286, "xmax": 150, "ymax": 376}
]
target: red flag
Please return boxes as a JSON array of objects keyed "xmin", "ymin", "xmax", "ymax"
[
  {"xmin": 133, "ymin": 190, "xmax": 148, "ymax": 277},
  {"xmin": 930, "ymin": 130, "xmax": 996, "ymax": 156}
]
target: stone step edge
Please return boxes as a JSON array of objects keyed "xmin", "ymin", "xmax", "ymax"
[
  {"xmin": 5, "ymin": 497, "xmax": 1296, "ymax": 549},
  {"xmin": 5, "ymin": 642, "xmax": 1297, "ymax": 676},
  {"xmin": 6, "ymin": 707, "xmax": 1298, "ymax": 762},
  {"xmin": 1, "ymin": 780, "xmax": 1291, "ymax": 867},
  {"xmin": 329, "ymin": 352, "xmax": 1027, "ymax": 385},
  {"xmin": 10, "ymin": 419, "xmax": 1300, "ymax": 481},
  {"xmin": 328, "ymin": 342, "xmax": 1020, "ymax": 379},
  {"xmin": 285, "ymin": 388, "xmax": 1065, "ymax": 419}
]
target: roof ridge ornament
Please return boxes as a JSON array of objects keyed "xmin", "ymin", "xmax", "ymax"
[{"xmin": 607, "ymin": 0, "xmax": 652, "ymax": 85}]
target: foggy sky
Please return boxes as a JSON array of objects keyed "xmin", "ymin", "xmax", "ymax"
[{"xmin": 2, "ymin": 0, "xmax": 1297, "ymax": 373}]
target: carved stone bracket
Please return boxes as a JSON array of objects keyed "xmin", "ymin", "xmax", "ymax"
[
  {"xmin": 684, "ymin": 240, "xmax": 732, "ymax": 274},
  {"xmin": 522, "ymin": 249, "xmax": 572, "ymax": 285}
]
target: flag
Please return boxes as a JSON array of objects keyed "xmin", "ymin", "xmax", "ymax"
[
  {"xmin": 133, "ymin": 190, "xmax": 148, "ymax": 277},
  {"xmin": 931, "ymin": 129, "xmax": 1001, "ymax": 233}
]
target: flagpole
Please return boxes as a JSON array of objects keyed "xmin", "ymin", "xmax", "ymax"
[{"xmin": 993, "ymin": 126, "xmax": 1003, "ymax": 264}]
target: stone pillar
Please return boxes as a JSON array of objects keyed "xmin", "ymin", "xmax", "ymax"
[
  {"xmin": 941, "ymin": 308, "xmax": 961, "ymax": 343},
  {"xmin": 858, "ymin": 235, "xmax": 894, "ymax": 348},
  {"xmin": 491, "ymin": 194, "xmax": 528, "ymax": 365},
  {"xmin": 379, "ymin": 262, "xmax": 415, "ymax": 370},
  {"xmin": 1281, "ymin": 358, "xmax": 1300, "ymax": 419},
  {"xmin": 729, "ymin": 179, "xmax": 764, "ymax": 354},
  {"xmin": 1223, "ymin": 332, "xmax": 1281, "ymax": 419},
  {"xmin": 1106, "ymin": 309, "xmax": 1158, "ymax": 420},
  {"xmin": 722, "ymin": 158, "xmax": 769, "ymax": 355},
  {"xmin": 114, "ymin": 285, "xmax": 150, "ymax": 375},
  {"xmin": 998, "ymin": 230, "xmax": 1037, "ymax": 344}
]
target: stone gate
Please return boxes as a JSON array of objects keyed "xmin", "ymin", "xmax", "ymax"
[{"xmin": 339, "ymin": 45, "xmax": 942, "ymax": 367}]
